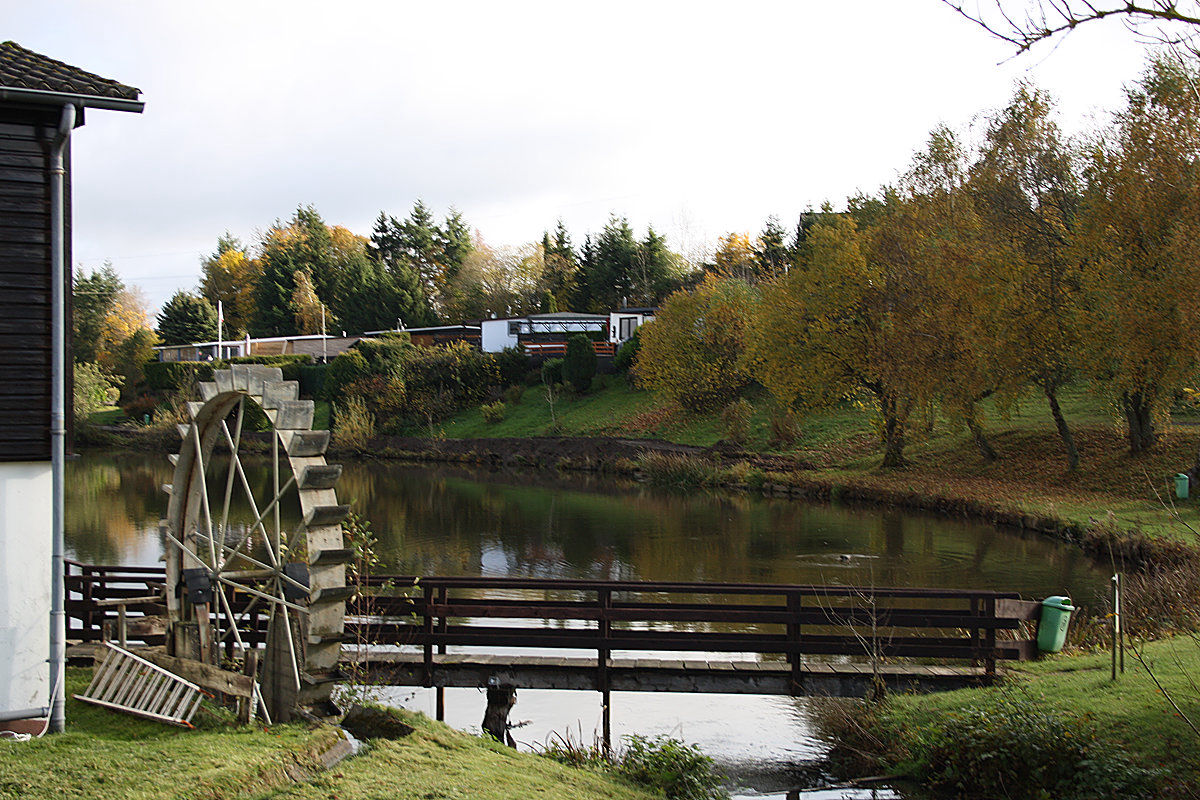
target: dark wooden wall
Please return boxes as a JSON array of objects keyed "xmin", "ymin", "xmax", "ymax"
[{"xmin": 0, "ymin": 104, "xmax": 71, "ymax": 462}]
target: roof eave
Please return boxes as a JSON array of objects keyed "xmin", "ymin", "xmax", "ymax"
[{"xmin": 0, "ymin": 85, "xmax": 143, "ymax": 113}]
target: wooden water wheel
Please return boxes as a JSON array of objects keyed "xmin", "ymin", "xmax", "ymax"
[{"xmin": 163, "ymin": 364, "xmax": 351, "ymax": 722}]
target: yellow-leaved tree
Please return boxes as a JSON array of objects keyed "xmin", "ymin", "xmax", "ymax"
[
  {"xmin": 1076, "ymin": 57, "xmax": 1200, "ymax": 454},
  {"xmin": 635, "ymin": 275, "xmax": 756, "ymax": 412},
  {"xmin": 746, "ymin": 196, "xmax": 945, "ymax": 469}
]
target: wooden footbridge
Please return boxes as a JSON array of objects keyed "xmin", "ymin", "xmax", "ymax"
[{"xmin": 65, "ymin": 561, "xmax": 1043, "ymax": 736}]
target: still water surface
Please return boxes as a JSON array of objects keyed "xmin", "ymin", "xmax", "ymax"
[{"xmin": 67, "ymin": 450, "xmax": 1107, "ymax": 798}]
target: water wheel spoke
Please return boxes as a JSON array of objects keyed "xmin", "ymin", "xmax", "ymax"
[
  {"xmin": 217, "ymin": 400, "xmax": 245, "ymax": 549},
  {"xmin": 168, "ymin": 366, "xmax": 348, "ymax": 722}
]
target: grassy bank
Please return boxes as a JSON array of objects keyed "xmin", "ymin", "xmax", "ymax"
[
  {"xmin": 398, "ymin": 379, "xmax": 1200, "ymax": 547},
  {"xmin": 0, "ymin": 669, "xmax": 341, "ymax": 800},
  {"xmin": 256, "ymin": 709, "xmax": 656, "ymax": 800},
  {"xmin": 2, "ymin": 670, "xmax": 655, "ymax": 800},
  {"xmin": 817, "ymin": 635, "xmax": 1200, "ymax": 797}
]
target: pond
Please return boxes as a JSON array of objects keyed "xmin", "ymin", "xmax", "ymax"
[{"xmin": 67, "ymin": 450, "xmax": 1108, "ymax": 798}]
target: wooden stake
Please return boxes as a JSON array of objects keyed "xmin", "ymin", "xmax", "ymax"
[{"xmin": 482, "ymin": 683, "xmax": 516, "ymax": 747}]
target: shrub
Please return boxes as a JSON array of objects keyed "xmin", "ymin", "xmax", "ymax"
[
  {"xmin": 613, "ymin": 328, "xmax": 641, "ymax": 373},
  {"xmin": 615, "ymin": 735, "xmax": 726, "ymax": 800},
  {"xmin": 540, "ymin": 733, "xmax": 727, "ymax": 800},
  {"xmin": 541, "ymin": 358, "xmax": 564, "ymax": 386},
  {"xmin": 503, "ymin": 384, "xmax": 525, "ymax": 405},
  {"xmin": 333, "ymin": 396, "xmax": 375, "ymax": 451},
  {"xmin": 638, "ymin": 452, "xmax": 721, "ymax": 492},
  {"xmin": 768, "ymin": 403, "xmax": 801, "ymax": 446},
  {"xmin": 524, "ymin": 367, "xmax": 543, "ymax": 387},
  {"xmin": 401, "ymin": 341, "xmax": 497, "ymax": 423},
  {"xmin": 563, "ymin": 333, "xmax": 597, "ymax": 393},
  {"xmin": 323, "ymin": 350, "xmax": 370, "ymax": 401},
  {"xmin": 345, "ymin": 374, "xmax": 406, "ymax": 428},
  {"xmin": 143, "ymin": 360, "xmax": 214, "ymax": 394},
  {"xmin": 298, "ymin": 364, "xmax": 327, "ymax": 398},
  {"xmin": 721, "ymin": 398, "xmax": 753, "ymax": 445},
  {"xmin": 119, "ymin": 393, "xmax": 159, "ymax": 422},
  {"xmin": 481, "ymin": 401, "xmax": 507, "ymax": 424},
  {"xmin": 636, "ymin": 275, "xmax": 755, "ymax": 411},
  {"xmin": 74, "ymin": 361, "xmax": 120, "ymax": 423},
  {"xmin": 909, "ymin": 695, "xmax": 1159, "ymax": 799},
  {"xmin": 225, "ymin": 354, "xmax": 309, "ymax": 383},
  {"xmin": 492, "ymin": 346, "xmax": 528, "ymax": 387}
]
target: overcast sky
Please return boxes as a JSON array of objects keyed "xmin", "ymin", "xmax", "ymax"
[{"xmin": 8, "ymin": 1, "xmax": 1154, "ymax": 310}]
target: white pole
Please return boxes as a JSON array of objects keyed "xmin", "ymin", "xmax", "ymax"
[
  {"xmin": 321, "ymin": 305, "xmax": 327, "ymax": 363},
  {"xmin": 217, "ymin": 300, "xmax": 223, "ymax": 360}
]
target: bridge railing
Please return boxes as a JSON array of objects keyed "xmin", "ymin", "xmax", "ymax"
[{"xmin": 66, "ymin": 563, "xmax": 1042, "ymax": 678}]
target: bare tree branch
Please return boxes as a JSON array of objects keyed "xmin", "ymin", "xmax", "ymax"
[{"xmin": 941, "ymin": 1, "xmax": 1200, "ymax": 53}]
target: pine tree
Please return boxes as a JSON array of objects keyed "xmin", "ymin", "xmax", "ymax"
[{"xmin": 157, "ymin": 291, "xmax": 219, "ymax": 346}]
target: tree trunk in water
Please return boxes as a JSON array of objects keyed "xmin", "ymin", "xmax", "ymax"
[
  {"xmin": 965, "ymin": 413, "xmax": 997, "ymax": 462},
  {"xmin": 1044, "ymin": 383, "xmax": 1079, "ymax": 472},
  {"xmin": 482, "ymin": 684, "xmax": 517, "ymax": 747},
  {"xmin": 1121, "ymin": 392, "xmax": 1157, "ymax": 454}
]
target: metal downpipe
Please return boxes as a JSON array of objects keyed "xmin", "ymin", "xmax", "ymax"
[{"xmin": 49, "ymin": 102, "xmax": 75, "ymax": 734}]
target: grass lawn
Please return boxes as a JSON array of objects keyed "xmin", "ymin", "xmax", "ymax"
[
  {"xmin": 0, "ymin": 669, "xmax": 338, "ymax": 800},
  {"xmin": 883, "ymin": 634, "xmax": 1200, "ymax": 786},
  {"xmin": 87, "ymin": 406, "xmax": 128, "ymax": 426},
  {"xmin": 256, "ymin": 708, "xmax": 654, "ymax": 800},
  {"xmin": 1, "ymin": 669, "xmax": 653, "ymax": 800}
]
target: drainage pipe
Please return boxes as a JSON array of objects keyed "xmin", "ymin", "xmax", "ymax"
[
  {"xmin": 0, "ymin": 706, "xmax": 50, "ymax": 724},
  {"xmin": 48, "ymin": 102, "xmax": 76, "ymax": 734}
]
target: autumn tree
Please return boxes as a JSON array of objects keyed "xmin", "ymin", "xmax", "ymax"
[
  {"xmin": 755, "ymin": 216, "xmax": 791, "ymax": 278},
  {"xmin": 746, "ymin": 203, "xmax": 945, "ymax": 469},
  {"xmin": 157, "ymin": 290, "xmax": 218, "ymax": 346},
  {"xmin": 711, "ymin": 233, "xmax": 757, "ymax": 283},
  {"xmin": 636, "ymin": 275, "xmax": 756, "ymax": 411},
  {"xmin": 969, "ymin": 84, "xmax": 1084, "ymax": 469},
  {"xmin": 199, "ymin": 234, "xmax": 260, "ymax": 336},
  {"xmin": 540, "ymin": 220, "xmax": 577, "ymax": 309},
  {"xmin": 1075, "ymin": 58, "xmax": 1200, "ymax": 454},
  {"xmin": 72, "ymin": 263, "xmax": 123, "ymax": 363},
  {"xmin": 291, "ymin": 270, "xmax": 326, "ymax": 334}
]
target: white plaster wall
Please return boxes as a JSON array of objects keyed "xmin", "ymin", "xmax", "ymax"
[
  {"xmin": 0, "ymin": 463, "xmax": 51, "ymax": 715},
  {"xmin": 481, "ymin": 320, "xmax": 518, "ymax": 353}
]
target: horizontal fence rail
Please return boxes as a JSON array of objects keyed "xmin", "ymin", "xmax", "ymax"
[{"xmin": 66, "ymin": 562, "xmax": 1041, "ymax": 691}]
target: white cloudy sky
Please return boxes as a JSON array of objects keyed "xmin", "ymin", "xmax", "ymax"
[{"xmin": 7, "ymin": 1, "xmax": 1155, "ymax": 310}]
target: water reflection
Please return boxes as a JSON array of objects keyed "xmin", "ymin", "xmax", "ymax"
[{"xmin": 66, "ymin": 450, "xmax": 1109, "ymax": 797}]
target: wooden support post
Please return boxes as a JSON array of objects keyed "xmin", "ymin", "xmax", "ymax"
[
  {"xmin": 83, "ymin": 565, "xmax": 96, "ymax": 641},
  {"xmin": 983, "ymin": 596, "xmax": 996, "ymax": 676},
  {"xmin": 196, "ymin": 602, "xmax": 212, "ymax": 664},
  {"xmin": 237, "ymin": 650, "xmax": 259, "ymax": 725},
  {"xmin": 602, "ymin": 689, "xmax": 611, "ymax": 755},
  {"xmin": 422, "ymin": 584, "xmax": 434, "ymax": 688},
  {"xmin": 437, "ymin": 586, "xmax": 447, "ymax": 721},
  {"xmin": 482, "ymin": 682, "xmax": 516, "ymax": 747},
  {"xmin": 1112, "ymin": 573, "xmax": 1124, "ymax": 680},
  {"xmin": 118, "ymin": 603, "xmax": 128, "ymax": 649},
  {"xmin": 599, "ymin": 587, "xmax": 612, "ymax": 755},
  {"xmin": 786, "ymin": 591, "xmax": 803, "ymax": 695}
]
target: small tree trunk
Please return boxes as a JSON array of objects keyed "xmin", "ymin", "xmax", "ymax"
[
  {"xmin": 482, "ymin": 684, "xmax": 517, "ymax": 747},
  {"xmin": 965, "ymin": 413, "xmax": 997, "ymax": 462},
  {"xmin": 880, "ymin": 397, "xmax": 908, "ymax": 469},
  {"xmin": 1044, "ymin": 382, "xmax": 1079, "ymax": 472},
  {"xmin": 1121, "ymin": 391, "xmax": 1157, "ymax": 454}
]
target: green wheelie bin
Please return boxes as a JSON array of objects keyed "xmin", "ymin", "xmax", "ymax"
[{"xmin": 1037, "ymin": 596, "xmax": 1075, "ymax": 653}]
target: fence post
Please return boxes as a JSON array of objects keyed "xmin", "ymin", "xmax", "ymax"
[
  {"xmin": 436, "ymin": 585, "xmax": 447, "ymax": 721},
  {"xmin": 982, "ymin": 596, "xmax": 996, "ymax": 677},
  {"xmin": 786, "ymin": 590, "xmax": 803, "ymax": 695},
  {"xmin": 422, "ymin": 584, "xmax": 434, "ymax": 688},
  {"xmin": 598, "ymin": 587, "xmax": 612, "ymax": 754}
]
